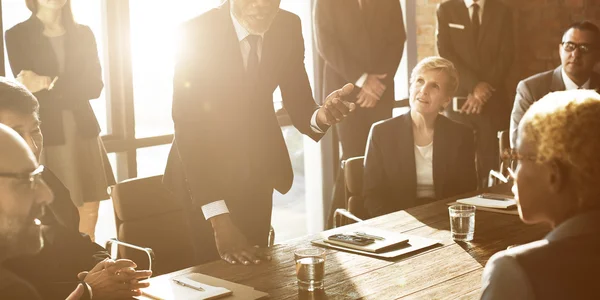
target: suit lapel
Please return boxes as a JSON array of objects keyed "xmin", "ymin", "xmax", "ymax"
[
  {"xmin": 550, "ymin": 66, "xmax": 566, "ymax": 92},
  {"xmin": 218, "ymin": 2, "xmax": 246, "ymax": 85},
  {"xmin": 589, "ymin": 72, "xmax": 600, "ymax": 92},
  {"xmin": 477, "ymin": 0, "xmax": 494, "ymax": 47},
  {"xmin": 432, "ymin": 116, "xmax": 448, "ymax": 199},
  {"xmin": 398, "ymin": 114, "xmax": 417, "ymax": 206},
  {"xmin": 453, "ymin": 1, "xmax": 478, "ymax": 59}
]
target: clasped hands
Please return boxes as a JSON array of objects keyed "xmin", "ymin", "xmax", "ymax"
[
  {"xmin": 357, "ymin": 74, "xmax": 387, "ymax": 108},
  {"xmin": 76, "ymin": 258, "xmax": 152, "ymax": 299},
  {"xmin": 16, "ymin": 70, "xmax": 58, "ymax": 93},
  {"xmin": 460, "ymin": 82, "xmax": 496, "ymax": 114}
]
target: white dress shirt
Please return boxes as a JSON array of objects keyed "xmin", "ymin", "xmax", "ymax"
[
  {"xmin": 414, "ymin": 142, "xmax": 435, "ymax": 199},
  {"xmin": 201, "ymin": 12, "xmax": 324, "ymax": 220},
  {"xmin": 562, "ymin": 68, "xmax": 591, "ymax": 90},
  {"xmin": 464, "ymin": 0, "xmax": 485, "ymax": 21}
]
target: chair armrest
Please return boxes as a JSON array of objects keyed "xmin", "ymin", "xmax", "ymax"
[
  {"xmin": 333, "ymin": 208, "xmax": 364, "ymax": 228},
  {"xmin": 105, "ymin": 238, "xmax": 155, "ymax": 271}
]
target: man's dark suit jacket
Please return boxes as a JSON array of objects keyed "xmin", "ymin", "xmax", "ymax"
[
  {"xmin": 437, "ymin": 0, "xmax": 514, "ymax": 126},
  {"xmin": 164, "ymin": 2, "xmax": 323, "ymax": 209},
  {"xmin": 314, "ymin": 0, "xmax": 405, "ymax": 105},
  {"xmin": 510, "ymin": 66, "xmax": 600, "ymax": 147},
  {"xmin": 363, "ymin": 112, "xmax": 478, "ymax": 218},
  {"xmin": 5, "ymin": 16, "xmax": 104, "ymax": 146},
  {"xmin": 4, "ymin": 168, "xmax": 108, "ymax": 300}
]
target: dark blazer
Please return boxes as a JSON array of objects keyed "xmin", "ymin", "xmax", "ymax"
[
  {"xmin": 363, "ymin": 112, "xmax": 478, "ymax": 217},
  {"xmin": 4, "ymin": 168, "xmax": 107, "ymax": 300},
  {"xmin": 5, "ymin": 15, "xmax": 104, "ymax": 146},
  {"xmin": 510, "ymin": 66, "xmax": 600, "ymax": 147},
  {"xmin": 163, "ymin": 2, "xmax": 323, "ymax": 208},
  {"xmin": 481, "ymin": 210, "xmax": 600, "ymax": 300},
  {"xmin": 41, "ymin": 168, "xmax": 80, "ymax": 231},
  {"xmin": 436, "ymin": 0, "xmax": 514, "ymax": 123},
  {"xmin": 314, "ymin": 0, "xmax": 406, "ymax": 104}
]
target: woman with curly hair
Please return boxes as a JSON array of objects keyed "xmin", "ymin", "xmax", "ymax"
[{"xmin": 481, "ymin": 89, "xmax": 600, "ymax": 300}]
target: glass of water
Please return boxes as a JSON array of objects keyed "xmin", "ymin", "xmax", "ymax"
[
  {"xmin": 294, "ymin": 247, "xmax": 326, "ymax": 291},
  {"xmin": 448, "ymin": 204, "xmax": 476, "ymax": 242}
]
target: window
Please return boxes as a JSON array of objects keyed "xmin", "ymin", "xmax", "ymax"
[
  {"xmin": 136, "ymin": 144, "xmax": 171, "ymax": 178},
  {"xmin": 129, "ymin": 0, "xmax": 221, "ymax": 138},
  {"xmin": 1, "ymin": 0, "xmax": 109, "ymax": 135}
]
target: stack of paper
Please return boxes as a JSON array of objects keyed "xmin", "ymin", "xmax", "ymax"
[
  {"xmin": 140, "ymin": 272, "xmax": 268, "ymax": 300},
  {"xmin": 457, "ymin": 196, "xmax": 516, "ymax": 209}
]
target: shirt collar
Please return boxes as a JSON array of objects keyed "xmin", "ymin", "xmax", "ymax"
[
  {"xmin": 464, "ymin": 0, "xmax": 485, "ymax": 9},
  {"xmin": 546, "ymin": 210, "xmax": 600, "ymax": 242},
  {"xmin": 230, "ymin": 10, "xmax": 264, "ymax": 42},
  {"xmin": 562, "ymin": 68, "xmax": 591, "ymax": 90}
]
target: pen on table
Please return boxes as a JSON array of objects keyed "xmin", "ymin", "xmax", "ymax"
[
  {"xmin": 354, "ymin": 232, "xmax": 385, "ymax": 241},
  {"xmin": 173, "ymin": 279, "xmax": 205, "ymax": 292}
]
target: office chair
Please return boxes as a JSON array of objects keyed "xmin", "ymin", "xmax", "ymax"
[
  {"xmin": 489, "ymin": 130, "xmax": 516, "ymax": 186},
  {"xmin": 333, "ymin": 156, "xmax": 366, "ymax": 227},
  {"xmin": 108, "ymin": 175, "xmax": 195, "ymax": 275}
]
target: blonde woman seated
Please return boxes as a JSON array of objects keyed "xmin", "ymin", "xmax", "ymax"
[
  {"xmin": 363, "ymin": 57, "xmax": 477, "ymax": 217},
  {"xmin": 481, "ymin": 90, "xmax": 600, "ymax": 299}
]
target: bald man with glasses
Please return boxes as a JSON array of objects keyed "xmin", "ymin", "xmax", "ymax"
[{"xmin": 510, "ymin": 21, "xmax": 600, "ymax": 148}]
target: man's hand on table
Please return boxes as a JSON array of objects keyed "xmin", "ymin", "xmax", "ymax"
[{"xmin": 210, "ymin": 214, "xmax": 272, "ymax": 265}]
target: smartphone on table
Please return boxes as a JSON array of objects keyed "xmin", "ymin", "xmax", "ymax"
[{"xmin": 328, "ymin": 234, "xmax": 375, "ymax": 246}]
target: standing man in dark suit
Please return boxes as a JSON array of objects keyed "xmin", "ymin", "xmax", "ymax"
[
  {"xmin": 314, "ymin": 0, "xmax": 406, "ymax": 224},
  {"xmin": 164, "ymin": 0, "xmax": 356, "ymax": 265},
  {"xmin": 314, "ymin": 0, "xmax": 406, "ymax": 159},
  {"xmin": 510, "ymin": 21, "xmax": 600, "ymax": 147},
  {"xmin": 437, "ymin": 0, "xmax": 514, "ymax": 186}
]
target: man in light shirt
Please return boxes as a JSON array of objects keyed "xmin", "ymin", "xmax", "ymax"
[
  {"xmin": 164, "ymin": 0, "xmax": 356, "ymax": 265},
  {"xmin": 509, "ymin": 21, "xmax": 600, "ymax": 147}
]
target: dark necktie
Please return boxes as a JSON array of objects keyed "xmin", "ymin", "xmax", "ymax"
[
  {"xmin": 246, "ymin": 34, "xmax": 260, "ymax": 76},
  {"xmin": 472, "ymin": 3, "xmax": 480, "ymax": 43}
]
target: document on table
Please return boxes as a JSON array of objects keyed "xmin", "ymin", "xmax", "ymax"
[{"xmin": 140, "ymin": 272, "xmax": 268, "ymax": 300}]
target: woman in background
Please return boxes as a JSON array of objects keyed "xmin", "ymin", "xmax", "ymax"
[
  {"xmin": 5, "ymin": 0, "xmax": 115, "ymax": 240},
  {"xmin": 363, "ymin": 56, "xmax": 478, "ymax": 217}
]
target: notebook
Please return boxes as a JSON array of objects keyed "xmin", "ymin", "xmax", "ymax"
[
  {"xmin": 140, "ymin": 272, "xmax": 267, "ymax": 300},
  {"xmin": 312, "ymin": 227, "xmax": 441, "ymax": 259},
  {"xmin": 456, "ymin": 196, "xmax": 517, "ymax": 209},
  {"xmin": 323, "ymin": 228, "xmax": 409, "ymax": 253}
]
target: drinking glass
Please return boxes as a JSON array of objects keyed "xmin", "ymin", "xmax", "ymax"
[
  {"xmin": 294, "ymin": 247, "xmax": 326, "ymax": 291},
  {"xmin": 448, "ymin": 204, "xmax": 476, "ymax": 241}
]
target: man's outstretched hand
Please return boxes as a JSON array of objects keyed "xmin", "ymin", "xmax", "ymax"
[{"xmin": 316, "ymin": 83, "xmax": 356, "ymax": 127}]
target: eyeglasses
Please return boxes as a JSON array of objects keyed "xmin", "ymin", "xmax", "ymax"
[
  {"xmin": 561, "ymin": 41, "xmax": 596, "ymax": 54},
  {"xmin": 0, "ymin": 165, "xmax": 45, "ymax": 190},
  {"xmin": 501, "ymin": 149, "xmax": 537, "ymax": 163}
]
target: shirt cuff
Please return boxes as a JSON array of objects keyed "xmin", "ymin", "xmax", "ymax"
[
  {"xmin": 310, "ymin": 109, "xmax": 325, "ymax": 133},
  {"xmin": 201, "ymin": 200, "xmax": 230, "ymax": 220},
  {"xmin": 355, "ymin": 73, "xmax": 368, "ymax": 88}
]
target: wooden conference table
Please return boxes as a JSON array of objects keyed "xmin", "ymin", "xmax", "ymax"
[{"xmin": 142, "ymin": 185, "xmax": 549, "ymax": 299}]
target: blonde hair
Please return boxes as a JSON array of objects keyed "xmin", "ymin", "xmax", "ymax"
[
  {"xmin": 520, "ymin": 90, "xmax": 600, "ymax": 203},
  {"xmin": 410, "ymin": 56, "xmax": 459, "ymax": 95}
]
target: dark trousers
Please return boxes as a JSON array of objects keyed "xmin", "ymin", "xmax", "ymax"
[
  {"xmin": 326, "ymin": 101, "xmax": 393, "ymax": 228},
  {"xmin": 173, "ymin": 174, "xmax": 273, "ymax": 265},
  {"xmin": 444, "ymin": 108, "xmax": 498, "ymax": 188}
]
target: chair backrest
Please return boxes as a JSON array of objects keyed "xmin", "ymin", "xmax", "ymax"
[
  {"xmin": 343, "ymin": 156, "xmax": 366, "ymax": 220},
  {"xmin": 111, "ymin": 175, "xmax": 194, "ymax": 275}
]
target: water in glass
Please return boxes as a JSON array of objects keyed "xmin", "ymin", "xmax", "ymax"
[
  {"xmin": 449, "ymin": 205, "xmax": 476, "ymax": 241},
  {"xmin": 295, "ymin": 257, "xmax": 325, "ymax": 291}
]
